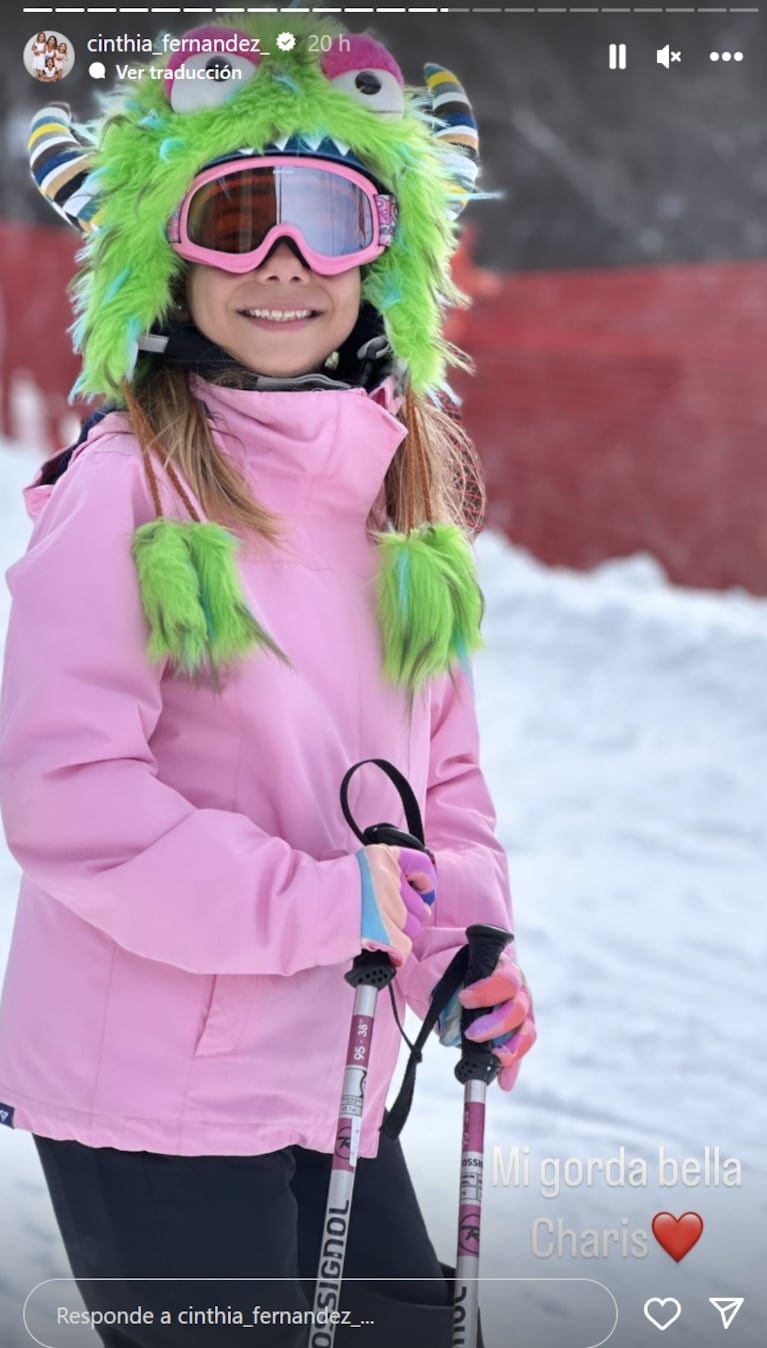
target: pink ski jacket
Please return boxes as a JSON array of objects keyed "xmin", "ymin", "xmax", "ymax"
[{"xmin": 0, "ymin": 373, "xmax": 512, "ymax": 1157}]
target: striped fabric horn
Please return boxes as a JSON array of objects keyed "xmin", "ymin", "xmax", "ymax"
[
  {"xmin": 28, "ymin": 103, "xmax": 103, "ymax": 236},
  {"xmin": 423, "ymin": 64, "xmax": 480, "ymax": 221}
]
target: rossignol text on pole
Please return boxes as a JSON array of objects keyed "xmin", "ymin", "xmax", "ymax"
[{"xmin": 452, "ymin": 924, "xmax": 513, "ymax": 1348}]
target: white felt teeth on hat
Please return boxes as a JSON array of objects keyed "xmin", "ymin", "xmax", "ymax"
[{"xmin": 266, "ymin": 133, "xmax": 353, "ymax": 160}]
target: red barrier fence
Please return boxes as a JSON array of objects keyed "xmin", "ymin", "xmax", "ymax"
[
  {"xmin": 0, "ymin": 219, "xmax": 81, "ymax": 451},
  {"xmin": 2, "ymin": 218, "xmax": 766, "ymax": 594},
  {"xmin": 454, "ymin": 259, "xmax": 767, "ymax": 595}
]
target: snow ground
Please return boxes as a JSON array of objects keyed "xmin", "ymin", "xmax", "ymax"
[{"xmin": 0, "ymin": 438, "xmax": 764, "ymax": 1348}]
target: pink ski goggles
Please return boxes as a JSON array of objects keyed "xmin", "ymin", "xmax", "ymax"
[{"xmin": 166, "ymin": 156, "xmax": 398, "ymax": 276}]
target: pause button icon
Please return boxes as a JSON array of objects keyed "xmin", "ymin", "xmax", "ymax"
[{"xmin": 609, "ymin": 43, "xmax": 627, "ymax": 70}]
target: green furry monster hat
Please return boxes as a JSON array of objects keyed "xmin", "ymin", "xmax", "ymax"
[
  {"xmin": 31, "ymin": 12, "xmax": 487, "ymax": 403},
  {"xmin": 30, "ymin": 12, "xmax": 490, "ymax": 692}
]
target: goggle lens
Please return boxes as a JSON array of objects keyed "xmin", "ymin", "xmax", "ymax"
[{"xmin": 185, "ymin": 166, "xmax": 376, "ymax": 259}]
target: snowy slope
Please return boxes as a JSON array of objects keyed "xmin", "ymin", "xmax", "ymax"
[{"xmin": 0, "ymin": 439, "xmax": 765, "ymax": 1348}]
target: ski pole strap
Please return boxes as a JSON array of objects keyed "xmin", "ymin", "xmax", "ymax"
[
  {"xmin": 381, "ymin": 944, "xmax": 470, "ymax": 1140},
  {"xmin": 340, "ymin": 758, "xmax": 429, "ymax": 852}
]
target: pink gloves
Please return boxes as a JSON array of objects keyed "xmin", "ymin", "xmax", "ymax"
[
  {"xmin": 356, "ymin": 844, "xmax": 436, "ymax": 966},
  {"xmin": 460, "ymin": 949, "xmax": 536, "ymax": 1090},
  {"xmin": 355, "ymin": 841, "xmax": 536, "ymax": 1089},
  {"xmin": 438, "ymin": 947, "xmax": 536, "ymax": 1091}
]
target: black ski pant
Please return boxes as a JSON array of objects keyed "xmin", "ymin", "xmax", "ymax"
[{"xmin": 33, "ymin": 1127, "xmax": 464, "ymax": 1348}]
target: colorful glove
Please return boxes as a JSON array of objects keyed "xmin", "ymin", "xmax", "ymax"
[
  {"xmin": 356, "ymin": 844, "xmax": 436, "ymax": 967},
  {"xmin": 438, "ymin": 948, "xmax": 536, "ymax": 1091}
]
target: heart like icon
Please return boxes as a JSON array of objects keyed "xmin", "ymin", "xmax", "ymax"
[
  {"xmin": 651, "ymin": 1211, "xmax": 704, "ymax": 1262},
  {"xmin": 644, "ymin": 1298, "xmax": 682, "ymax": 1332}
]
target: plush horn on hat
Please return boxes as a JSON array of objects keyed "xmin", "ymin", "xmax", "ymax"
[
  {"xmin": 28, "ymin": 103, "xmax": 103, "ymax": 236},
  {"xmin": 423, "ymin": 64, "xmax": 480, "ymax": 220}
]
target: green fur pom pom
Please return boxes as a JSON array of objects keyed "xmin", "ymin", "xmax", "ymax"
[
  {"xmin": 183, "ymin": 523, "xmax": 287, "ymax": 666},
  {"xmin": 131, "ymin": 518, "xmax": 287, "ymax": 678},
  {"xmin": 373, "ymin": 523, "xmax": 484, "ymax": 693}
]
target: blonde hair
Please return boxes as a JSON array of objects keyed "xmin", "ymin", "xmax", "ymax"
[{"xmin": 124, "ymin": 361, "xmax": 485, "ymax": 550}]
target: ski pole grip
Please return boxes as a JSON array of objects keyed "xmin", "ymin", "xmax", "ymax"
[
  {"xmin": 346, "ymin": 949, "xmax": 398, "ymax": 990},
  {"xmin": 455, "ymin": 923, "xmax": 514, "ymax": 1085}
]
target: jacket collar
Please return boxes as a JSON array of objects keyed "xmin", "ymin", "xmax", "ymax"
[
  {"xmin": 189, "ymin": 372, "xmax": 408, "ymax": 522},
  {"xmin": 34, "ymin": 302, "xmax": 410, "ymax": 526}
]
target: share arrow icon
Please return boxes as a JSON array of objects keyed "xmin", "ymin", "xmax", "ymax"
[{"xmin": 709, "ymin": 1298, "xmax": 744, "ymax": 1329}]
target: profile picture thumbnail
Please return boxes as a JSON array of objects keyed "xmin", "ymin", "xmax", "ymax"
[{"xmin": 24, "ymin": 31, "xmax": 76, "ymax": 84}]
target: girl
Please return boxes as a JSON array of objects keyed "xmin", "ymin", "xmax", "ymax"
[
  {"xmin": 2, "ymin": 16, "xmax": 535, "ymax": 1347},
  {"xmin": 31, "ymin": 32, "xmax": 47, "ymax": 80},
  {"xmin": 54, "ymin": 41, "xmax": 68, "ymax": 81}
]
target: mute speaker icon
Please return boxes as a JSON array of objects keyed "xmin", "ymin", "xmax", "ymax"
[{"xmin": 657, "ymin": 45, "xmax": 671, "ymax": 67}]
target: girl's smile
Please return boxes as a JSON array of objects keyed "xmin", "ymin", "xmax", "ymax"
[{"xmin": 186, "ymin": 238, "xmax": 361, "ymax": 377}]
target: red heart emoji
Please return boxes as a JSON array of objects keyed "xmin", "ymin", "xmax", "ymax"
[{"xmin": 651, "ymin": 1211, "xmax": 704, "ymax": 1262}]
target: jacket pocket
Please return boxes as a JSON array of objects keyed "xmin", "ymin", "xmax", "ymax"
[{"xmin": 194, "ymin": 975, "xmax": 257, "ymax": 1057}]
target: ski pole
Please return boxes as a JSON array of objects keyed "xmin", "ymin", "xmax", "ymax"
[
  {"xmin": 309, "ymin": 759, "xmax": 434, "ymax": 1348},
  {"xmin": 452, "ymin": 924, "xmax": 514, "ymax": 1348},
  {"xmin": 309, "ymin": 949, "xmax": 396, "ymax": 1348}
]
